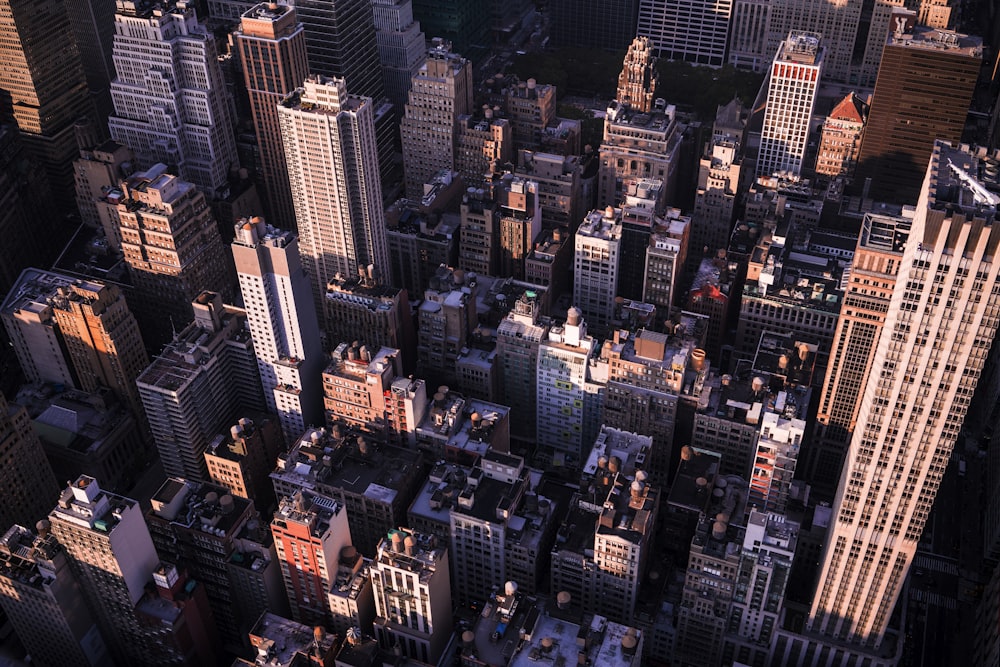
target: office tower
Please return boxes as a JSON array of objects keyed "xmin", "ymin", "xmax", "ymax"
[
  {"xmin": 548, "ymin": 0, "xmax": 640, "ymax": 51},
  {"xmin": 692, "ymin": 136, "xmax": 743, "ymax": 258},
  {"xmin": 64, "ymin": 0, "xmax": 117, "ymax": 120},
  {"xmin": 757, "ymin": 33, "xmax": 824, "ymax": 181},
  {"xmin": 74, "ymin": 138, "xmax": 134, "ymax": 242},
  {"xmin": 616, "ymin": 38, "xmax": 659, "ymax": 113},
  {"xmin": 617, "ymin": 178, "xmax": 665, "ymax": 302},
  {"xmin": 808, "ymin": 141, "xmax": 1000, "ymax": 648},
  {"xmin": 236, "ymin": 3, "xmax": 309, "ymax": 229},
  {"xmin": 15, "ymin": 386, "xmax": 145, "ymax": 495},
  {"xmin": 137, "ymin": 292, "xmax": 265, "ymax": 481},
  {"xmin": 0, "ymin": 128, "xmax": 61, "ymax": 298},
  {"xmin": 815, "ymin": 92, "xmax": 867, "ymax": 179},
  {"xmin": 271, "ymin": 491, "xmax": 352, "ymax": 626},
  {"xmin": 459, "ymin": 189, "xmax": 500, "ymax": 276},
  {"xmin": 279, "ymin": 76, "xmax": 389, "ymax": 316},
  {"xmin": 574, "ymin": 208, "xmax": 623, "ymax": 337},
  {"xmin": 503, "ymin": 77, "xmax": 557, "ymax": 153},
  {"xmin": 550, "ymin": 428, "xmax": 658, "ymax": 623},
  {"xmin": 47, "ymin": 476, "xmax": 163, "ymax": 666},
  {"xmin": 0, "ymin": 393, "xmax": 59, "ymax": 531},
  {"xmin": 643, "ymin": 211, "xmax": 690, "ymax": 314},
  {"xmin": 804, "ymin": 210, "xmax": 910, "ymax": 502},
  {"xmin": 293, "ymin": 0, "xmax": 396, "ymax": 191},
  {"xmin": 498, "ymin": 177, "xmax": 542, "ymax": 280},
  {"xmin": 206, "ymin": 414, "xmax": 285, "ymax": 512},
  {"xmin": 417, "ymin": 266, "xmax": 478, "ymax": 385},
  {"xmin": 638, "ymin": 0, "xmax": 733, "ymax": 67},
  {"xmin": 273, "ymin": 427, "xmax": 426, "ymax": 557},
  {"xmin": 454, "ymin": 112, "xmax": 512, "ymax": 189},
  {"xmin": 0, "ymin": 0, "xmax": 94, "ymax": 214},
  {"xmin": 109, "ymin": 0, "xmax": 238, "ymax": 194},
  {"xmin": 322, "ymin": 342, "xmax": 401, "ymax": 431},
  {"xmin": 111, "ymin": 164, "xmax": 236, "ymax": 345},
  {"xmin": 411, "ymin": 0, "xmax": 489, "ymax": 60},
  {"xmin": 233, "ymin": 218, "xmax": 324, "ymax": 441},
  {"xmin": 324, "ymin": 276, "xmax": 414, "ymax": 368},
  {"xmin": 1, "ymin": 269, "xmax": 148, "ymax": 429},
  {"xmin": 147, "ymin": 478, "xmax": 280, "ymax": 651},
  {"xmin": 0, "ymin": 524, "xmax": 112, "ymax": 667},
  {"xmin": 496, "ymin": 293, "xmax": 550, "ymax": 447},
  {"xmin": 854, "ymin": 16, "xmax": 981, "ymax": 205},
  {"xmin": 372, "ymin": 0, "xmax": 427, "ymax": 119},
  {"xmin": 516, "ymin": 151, "xmax": 587, "ymax": 230},
  {"xmin": 371, "ymin": 528, "xmax": 453, "ymax": 663},
  {"xmin": 599, "ymin": 100, "xmax": 684, "ymax": 208},
  {"xmin": 401, "ymin": 45, "xmax": 473, "ymax": 199},
  {"xmin": 536, "ymin": 308, "xmax": 599, "ymax": 468},
  {"xmin": 728, "ymin": 0, "xmax": 860, "ymax": 82}
]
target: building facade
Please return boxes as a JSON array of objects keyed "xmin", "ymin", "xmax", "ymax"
[{"xmin": 638, "ymin": 0, "xmax": 733, "ymax": 67}]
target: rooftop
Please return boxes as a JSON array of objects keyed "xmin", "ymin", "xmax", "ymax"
[
  {"xmin": 888, "ymin": 23, "xmax": 983, "ymax": 57},
  {"xmin": 149, "ymin": 477, "xmax": 251, "ymax": 538},
  {"xmin": 246, "ymin": 612, "xmax": 337, "ymax": 667}
]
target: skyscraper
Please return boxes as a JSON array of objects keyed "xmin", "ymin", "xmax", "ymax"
[
  {"xmin": 0, "ymin": 0, "xmax": 94, "ymax": 211},
  {"xmin": 64, "ymin": 0, "xmax": 117, "ymax": 120},
  {"xmin": 278, "ymin": 76, "xmax": 389, "ymax": 316},
  {"xmin": 616, "ymin": 37, "xmax": 660, "ymax": 113},
  {"xmin": 757, "ymin": 32, "xmax": 824, "ymax": 181},
  {"xmin": 808, "ymin": 141, "xmax": 1000, "ymax": 648},
  {"xmin": 548, "ymin": 0, "xmax": 640, "ymax": 51},
  {"xmin": 236, "ymin": 3, "xmax": 309, "ymax": 229},
  {"xmin": 109, "ymin": 0, "xmax": 238, "ymax": 194},
  {"xmin": 0, "ymin": 392, "xmax": 59, "ymax": 530},
  {"xmin": 372, "ymin": 0, "xmax": 426, "ymax": 120},
  {"xmin": 112, "ymin": 164, "xmax": 236, "ymax": 345},
  {"xmin": 637, "ymin": 0, "xmax": 733, "ymax": 67},
  {"xmin": 574, "ymin": 207, "xmax": 623, "ymax": 337},
  {"xmin": 400, "ymin": 45, "xmax": 473, "ymax": 199},
  {"xmin": 854, "ymin": 13, "xmax": 981, "ymax": 205},
  {"xmin": 233, "ymin": 218, "xmax": 325, "ymax": 440}
]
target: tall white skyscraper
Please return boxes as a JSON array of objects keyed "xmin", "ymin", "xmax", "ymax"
[
  {"xmin": 808, "ymin": 141, "xmax": 1000, "ymax": 648},
  {"xmin": 756, "ymin": 32, "xmax": 823, "ymax": 181},
  {"xmin": 109, "ymin": 0, "xmax": 238, "ymax": 193},
  {"xmin": 232, "ymin": 217, "xmax": 325, "ymax": 441},
  {"xmin": 637, "ymin": 0, "xmax": 733, "ymax": 67},
  {"xmin": 278, "ymin": 75, "xmax": 389, "ymax": 315}
]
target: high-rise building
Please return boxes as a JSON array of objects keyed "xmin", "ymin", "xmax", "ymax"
[
  {"xmin": 854, "ymin": 15, "xmax": 981, "ymax": 205},
  {"xmin": 459, "ymin": 189, "xmax": 500, "ymax": 276},
  {"xmin": 498, "ymin": 176, "xmax": 542, "ymax": 281},
  {"xmin": 74, "ymin": 138, "xmax": 134, "ymax": 242},
  {"xmin": 574, "ymin": 207, "xmax": 623, "ymax": 337},
  {"xmin": 400, "ymin": 44, "xmax": 473, "ymax": 199},
  {"xmin": 643, "ymin": 210, "xmax": 690, "ymax": 314},
  {"xmin": 536, "ymin": 308, "xmax": 599, "ymax": 468},
  {"xmin": 137, "ymin": 292, "xmax": 265, "ymax": 481},
  {"xmin": 515, "ymin": 151, "xmax": 587, "ymax": 231},
  {"xmin": 1, "ymin": 269, "xmax": 149, "ymax": 432},
  {"xmin": 271, "ymin": 491, "xmax": 352, "ymax": 627},
  {"xmin": 728, "ymin": 0, "xmax": 860, "ymax": 82},
  {"xmin": 111, "ymin": 164, "xmax": 236, "ymax": 346},
  {"xmin": 64, "ymin": 0, "xmax": 117, "ymax": 121},
  {"xmin": 47, "ymin": 476, "xmax": 166, "ymax": 666},
  {"xmin": 808, "ymin": 141, "xmax": 1000, "ymax": 648},
  {"xmin": 692, "ymin": 134, "xmax": 743, "ymax": 258},
  {"xmin": 815, "ymin": 92, "xmax": 867, "ymax": 179},
  {"xmin": 496, "ymin": 292, "xmax": 550, "ymax": 447},
  {"xmin": 0, "ymin": 523, "xmax": 112, "ymax": 667},
  {"xmin": 599, "ymin": 100, "xmax": 684, "ymax": 208},
  {"xmin": 372, "ymin": 0, "xmax": 426, "ymax": 120},
  {"xmin": 279, "ymin": 76, "xmax": 389, "ymax": 316},
  {"xmin": 548, "ymin": 0, "xmax": 640, "ymax": 51},
  {"xmin": 416, "ymin": 266, "xmax": 479, "ymax": 385},
  {"xmin": 371, "ymin": 528, "xmax": 453, "ymax": 663},
  {"xmin": 502, "ymin": 76, "xmax": 557, "ymax": 153},
  {"xmin": 109, "ymin": 0, "xmax": 238, "ymax": 194},
  {"xmin": 236, "ymin": 3, "xmax": 309, "ymax": 229},
  {"xmin": 803, "ymin": 209, "xmax": 910, "ymax": 502},
  {"xmin": 0, "ymin": 393, "xmax": 59, "ymax": 531},
  {"xmin": 292, "ymin": 0, "xmax": 397, "ymax": 191},
  {"xmin": 322, "ymin": 342, "xmax": 402, "ymax": 433},
  {"xmin": 757, "ymin": 32, "xmax": 824, "ymax": 181},
  {"xmin": 411, "ymin": 0, "xmax": 490, "ymax": 60},
  {"xmin": 0, "ymin": 0, "xmax": 94, "ymax": 214},
  {"xmin": 618, "ymin": 178, "xmax": 665, "ymax": 302},
  {"xmin": 323, "ymin": 276, "xmax": 414, "ymax": 368},
  {"xmin": 233, "ymin": 217, "xmax": 325, "ymax": 441},
  {"xmin": 205, "ymin": 413, "xmax": 286, "ymax": 512},
  {"xmin": 454, "ymin": 112, "xmax": 512, "ymax": 189},
  {"xmin": 638, "ymin": 0, "xmax": 733, "ymax": 67},
  {"xmin": 617, "ymin": 37, "xmax": 659, "ymax": 113}
]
